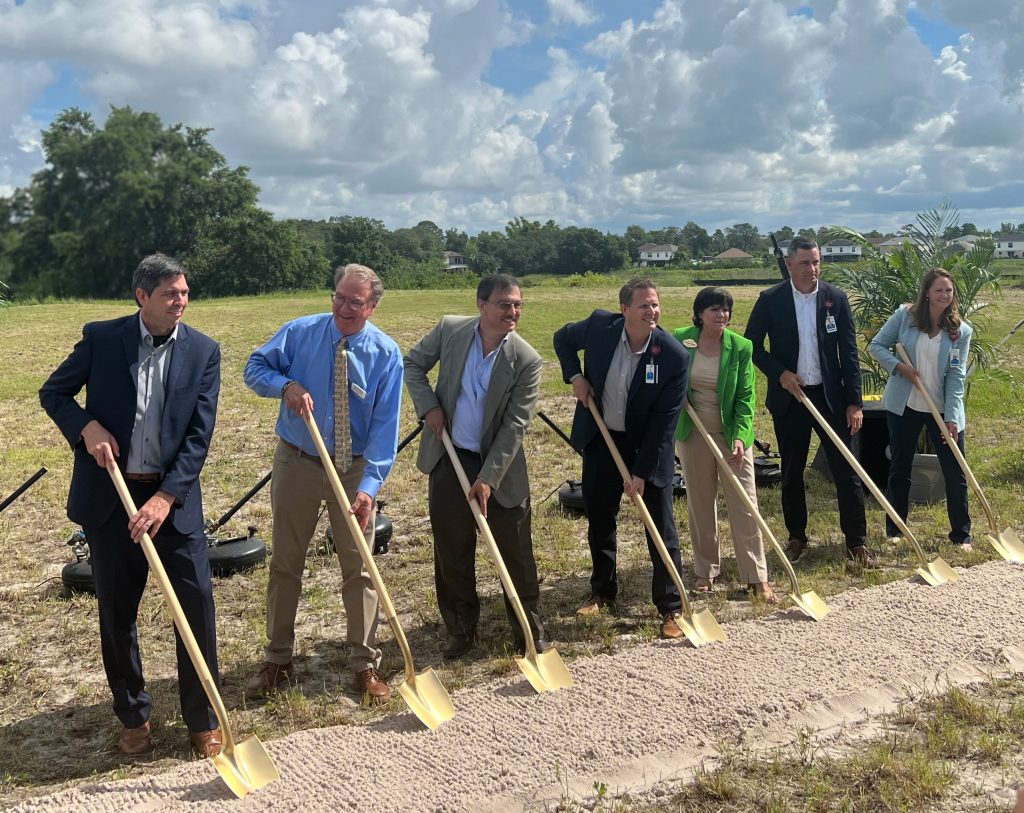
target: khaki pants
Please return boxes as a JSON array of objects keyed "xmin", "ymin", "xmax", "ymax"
[
  {"xmin": 264, "ymin": 440, "xmax": 380, "ymax": 672},
  {"xmin": 676, "ymin": 434, "xmax": 768, "ymax": 583}
]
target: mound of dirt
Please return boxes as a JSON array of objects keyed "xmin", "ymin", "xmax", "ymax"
[{"xmin": 11, "ymin": 560, "xmax": 1024, "ymax": 813}]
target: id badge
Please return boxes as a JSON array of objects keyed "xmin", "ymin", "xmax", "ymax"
[
  {"xmin": 949, "ymin": 348, "xmax": 960, "ymax": 367},
  {"xmin": 645, "ymin": 363, "xmax": 658, "ymax": 384},
  {"xmin": 825, "ymin": 315, "xmax": 838, "ymax": 334}
]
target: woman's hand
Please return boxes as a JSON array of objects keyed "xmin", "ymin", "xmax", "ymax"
[{"xmin": 728, "ymin": 439, "xmax": 744, "ymax": 467}]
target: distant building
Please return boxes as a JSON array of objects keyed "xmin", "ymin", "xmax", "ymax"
[
  {"xmin": 442, "ymin": 250, "xmax": 469, "ymax": 271},
  {"xmin": 995, "ymin": 234, "xmax": 1024, "ymax": 259},
  {"xmin": 821, "ymin": 241, "xmax": 863, "ymax": 262},
  {"xmin": 713, "ymin": 247, "xmax": 753, "ymax": 260},
  {"xmin": 636, "ymin": 243, "xmax": 677, "ymax": 267}
]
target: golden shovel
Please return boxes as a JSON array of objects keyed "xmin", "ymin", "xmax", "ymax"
[
  {"xmin": 685, "ymin": 404, "xmax": 830, "ymax": 621},
  {"xmin": 793, "ymin": 390, "xmax": 958, "ymax": 585},
  {"xmin": 895, "ymin": 343, "xmax": 1024, "ymax": 563},
  {"xmin": 440, "ymin": 429, "xmax": 573, "ymax": 693},
  {"xmin": 106, "ymin": 463, "xmax": 279, "ymax": 798},
  {"xmin": 302, "ymin": 414, "xmax": 455, "ymax": 730},
  {"xmin": 586, "ymin": 397, "xmax": 726, "ymax": 646}
]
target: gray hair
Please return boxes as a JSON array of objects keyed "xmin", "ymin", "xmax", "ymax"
[
  {"xmin": 334, "ymin": 263, "xmax": 384, "ymax": 304},
  {"xmin": 132, "ymin": 253, "xmax": 188, "ymax": 305},
  {"xmin": 787, "ymin": 235, "xmax": 818, "ymax": 257}
]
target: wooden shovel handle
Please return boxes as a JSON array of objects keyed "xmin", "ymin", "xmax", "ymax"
[{"xmin": 105, "ymin": 463, "xmax": 235, "ymax": 749}]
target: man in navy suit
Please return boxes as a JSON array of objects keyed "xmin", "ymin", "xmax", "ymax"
[
  {"xmin": 744, "ymin": 236, "xmax": 875, "ymax": 567},
  {"xmin": 553, "ymin": 278, "xmax": 689, "ymax": 639},
  {"xmin": 40, "ymin": 253, "xmax": 223, "ymax": 757}
]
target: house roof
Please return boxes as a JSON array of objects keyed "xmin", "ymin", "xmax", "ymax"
[
  {"xmin": 822, "ymin": 240, "xmax": 860, "ymax": 248},
  {"xmin": 714, "ymin": 247, "xmax": 753, "ymax": 259},
  {"xmin": 637, "ymin": 243, "xmax": 677, "ymax": 253},
  {"xmin": 996, "ymin": 233, "xmax": 1024, "ymax": 241}
]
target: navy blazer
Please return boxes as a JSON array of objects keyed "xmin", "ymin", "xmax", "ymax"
[
  {"xmin": 40, "ymin": 313, "xmax": 220, "ymax": 533},
  {"xmin": 553, "ymin": 310, "xmax": 688, "ymax": 488},
  {"xmin": 744, "ymin": 280, "xmax": 862, "ymax": 419}
]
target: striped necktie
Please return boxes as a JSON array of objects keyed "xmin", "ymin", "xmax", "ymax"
[{"xmin": 334, "ymin": 337, "xmax": 352, "ymax": 472}]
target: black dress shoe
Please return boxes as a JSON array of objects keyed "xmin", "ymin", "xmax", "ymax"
[
  {"xmin": 512, "ymin": 636, "xmax": 553, "ymax": 655},
  {"xmin": 442, "ymin": 629, "xmax": 476, "ymax": 659}
]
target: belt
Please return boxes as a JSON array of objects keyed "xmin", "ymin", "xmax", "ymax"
[
  {"xmin": 280, "ymin": 438, "xmax": 362, "ymax": 463},
  {"xmin": 124, "ymin": 472, "xmax": 161, "ymax": 482},
  {"xmin": 452, "ymin": 446, "xmax": 481, "ymax": 459}
]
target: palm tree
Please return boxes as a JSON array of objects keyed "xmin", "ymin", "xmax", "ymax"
[{"xmin": 827, "ymin": 199, "xmax": 1001, "ymax": 394}]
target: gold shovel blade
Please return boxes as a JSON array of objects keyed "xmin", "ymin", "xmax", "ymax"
[
  {"xmin": 791, "ymin": 590, "xmax": 831, "ymax": 622},
  {"xmin": 690, "ymin": 608, "xmax": 728, "ymax": 645},
  {"xmin": 397, "ymin": 667, "xmax": 455, "ymax": 731},
  {"xmin": 917, "ymin": 556, "xmax": 959, "ymax": 586},
  {"xmin": 210, "ymin": 735, "xmax": 280, "ymax": 798},
  {"xmin": 990, "ymin": 528, "xmax": 1024, "ymax": 563},
  {"xmin": 515, "ymin": 648, "xmax": 574, "ymax": 693}
]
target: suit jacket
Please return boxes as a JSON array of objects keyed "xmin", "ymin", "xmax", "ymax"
[
  {"xmin": 868, "ymin": 305, "xmax": 973, "ymax": 431},
  {"xmin": 553, "ymin": 310, "xmax": 688, "ymax": 488},
  {"xmin": 744, "ymin": 280, "xmax": 862, "ymax": 418},
  {"xmin": 404, "ymin": 315, "xmax": 541, "ymax": 508},
  {"xmin": 39, "ymin": 313, "xmax": 221, "ymax": 532},
  {"xmin": 672, "ymin": 326, "xmax": 756, "ymax": 448}
]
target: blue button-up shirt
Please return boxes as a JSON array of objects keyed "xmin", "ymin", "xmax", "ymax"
[
  {"xmin": 243, "ymin": 313, "xmax": 404, "ymax": 499},
  {"xmin": 451, "ymin": 327, "xmax": 507, "ymax": 452}
]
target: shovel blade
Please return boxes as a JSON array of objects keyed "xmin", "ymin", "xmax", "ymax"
[
  {"xmin": 515, "ymin": 648, "xmax": 574, "ymax": 694},
  {"xmin": 690, "ymin": 608, "xmax": 728, "ymax": 645},
  {"xmin": 917, "ymin": 556, "xmax": 959, "ymax": 586},
  {"xmin": 990, "ymin": 528, "xmax": 1024, "ymax": 564},
  {"xmin": 397, "ymin": 667, "xmax": 455, "ymax": 730},
  {"xmin": 791, "ymin": 590, "xmax": 831, "ymax": 622},
  {"xmin": 210, "ymin": 734, "xmax": 279, "ymax": 798}
]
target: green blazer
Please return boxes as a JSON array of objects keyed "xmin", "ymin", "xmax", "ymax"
[{"xmin": 672, "ymin": 326, "xmax": 756, "ymax": 448}]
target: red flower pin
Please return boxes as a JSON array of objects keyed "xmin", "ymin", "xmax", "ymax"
[
  {"xmin": 824, "ymin": 299, "xmax": 834, "ymax": 309},
  {"xmin": 949, "ymin": 330, "xmax": 959, "ymax": 342},
  {"xmin": 650, "ymin": 344, "xmax": 661, "ymax": 356}
]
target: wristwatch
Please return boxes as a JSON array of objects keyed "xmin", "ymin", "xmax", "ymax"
[{"xmin": 281, "ymin": 380, "xmax": 296, "ymax": 398}]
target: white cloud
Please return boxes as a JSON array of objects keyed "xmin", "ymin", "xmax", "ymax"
[{"xmin": 546, "ymin": 0, "xmax": 598, "ymax": 27}]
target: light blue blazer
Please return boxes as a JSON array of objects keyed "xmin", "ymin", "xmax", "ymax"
[{"xmin": 868, "ymin": 305, "xmax": 973, "ymax": 431}]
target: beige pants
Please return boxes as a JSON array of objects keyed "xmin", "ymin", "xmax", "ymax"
[
  {"xmin": 264, "ymin": 440, "xmax": 380, "ymax": 672},
  {"xmin": 677, "ymin": 434, "xmax": 768, "ymax": 583}
]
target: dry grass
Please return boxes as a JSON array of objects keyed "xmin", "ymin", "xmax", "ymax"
[{"xmin": 1, "ymin": 284, "xmax": 1022, "ymax": 807}]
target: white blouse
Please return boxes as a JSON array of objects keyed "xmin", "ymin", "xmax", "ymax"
[{"xmin": 907, "ymin": 331, "xmax": 943, "ymax": 413}]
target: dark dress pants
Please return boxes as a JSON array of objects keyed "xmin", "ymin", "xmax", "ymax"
[
  {"xmin": 885, "ymin": 408, "xmax": 971, "ymax": 544},
  {"xmin": 773, "ymin": 385, "xmax": 867, "ymax": 549},
  {"xmin": 428, "ymin": 448, "xmax": 546, "ymax": 646},
  {"xmin": 581, "ymin": 430, "xmax": 682, "ymax": 615},
  {"xmin": 86, "ymin": 480, "xmax": 219, "ymax": 733}
]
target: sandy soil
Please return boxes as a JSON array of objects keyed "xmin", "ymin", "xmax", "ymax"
[{"xmin": 9, "ymin": 560, "xmax": 1024, "ymax": 813}]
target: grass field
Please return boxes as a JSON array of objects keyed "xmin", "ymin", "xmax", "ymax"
[{"xmin": 1, "ymin": 281, "xmax": 1022, "ymax": 808}]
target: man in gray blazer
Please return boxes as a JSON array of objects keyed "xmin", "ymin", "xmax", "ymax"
[{"xmin": 404, "ymin": 274, "xmax": 549, "ymax": 659}]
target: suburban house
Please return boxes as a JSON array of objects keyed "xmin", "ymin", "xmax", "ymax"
[
  {"xmin": 636, "ymin": 243, "xmax": 677, "ymax": 267},
  {"xmin": 995, "ymin": 234, "xmax": 1024, "ymax": 259},
  {"xmin": 713, "ymin": 247, "xmax": 753, "ymax": 261},
  {"xmin": 821, "ymin": 241, "xmax": 863, "ymax": 262},
  {"xmin": 442, "ymin": 250, "xmax": 469, "ymax": 271}
]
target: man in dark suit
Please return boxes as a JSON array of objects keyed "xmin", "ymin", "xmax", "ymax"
[
  {"xmin": 553, "ymin": 278, "xmax": 689, "ymax": 639},
  {"xmin": 744, "ymin": 236, "xmax": 875, "ymax": 567},
  {"xmin": 405, "ymin": 274, "xmax": 548, "ymax": 659},
  {"xmin": 40, "ymin": 253, "xmax": 223, "ymax": 757}
]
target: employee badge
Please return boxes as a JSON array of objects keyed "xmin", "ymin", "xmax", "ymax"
[
  {"xmin": 825, "ymin": 314, "xmax": 837, "ymax": 334},
  {"xmin": 645, "ymin": 363, "xmax": 658, "ymax": 384},
  {"xmin": 949, "ymin": 348, "xmax": 960, "ymax": 367}
]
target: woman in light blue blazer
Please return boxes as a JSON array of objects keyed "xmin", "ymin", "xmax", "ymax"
[{"xmin": 868, "ymin": 268, "xmax": 973, "ymax": 549}]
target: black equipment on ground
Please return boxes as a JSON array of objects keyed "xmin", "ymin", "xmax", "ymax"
[
  {"xmin": 0, "ymin": 467, "xmax": 47, "ymax": 514},
  {"xmin": 769, "ymin": 233, "xmax": 790, "ymax": 281}
]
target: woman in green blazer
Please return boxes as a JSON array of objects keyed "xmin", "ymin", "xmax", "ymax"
[{"xmin": 674, "ymin": 287, "xmax": 775, "ymax": 602}]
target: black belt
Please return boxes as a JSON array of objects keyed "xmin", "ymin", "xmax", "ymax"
[
  {"xmin": 281, "ymin": 438, "xmax": 362, "ymax": 463},
  {"xmin": 124, "ymin": 472, "xmax": 161, "ymax": 482},
  {"xmin": 452, "ymin": 446, "xmax": 481, "ymax": 459}
]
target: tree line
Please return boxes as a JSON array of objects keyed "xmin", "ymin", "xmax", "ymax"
[{"xmin": 2, "ymin": 107, "xmax": 1019, "ymax": 301}]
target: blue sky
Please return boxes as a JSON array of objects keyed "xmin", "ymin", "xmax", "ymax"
[{"xmin": 1, "ymin": 0, "xmax": 1022, "ymax": 236}]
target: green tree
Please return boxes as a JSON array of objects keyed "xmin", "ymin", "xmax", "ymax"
[
  {"xmin": 7, "ymin": 106, "xmax": 258, "ymax": 298},
  {"xmin": 330, "ymin": 215, "xmax": 393, "ymax": 271},
  {"xmin": 725, "ymin": 222, "xmax": 763, "ymax": 253},
  {"xmin": 556, "ymin": 227, "xmax": 626, "ymax": 276},
  {"xmin": 624, "ymin": 224, "xmax": 648, "ymax": 264},
  {"xmin": 444, "ymin": 227, "xmax": 469, "ymax": 253},
  {"xmin": 681, "ymin": 221, "xmax": 712, "ymax": 259}
]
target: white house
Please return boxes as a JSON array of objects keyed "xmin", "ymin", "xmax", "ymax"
[
  {"xmin": 995, "ymin": 234, "xmax": 1024, "ymax": 259},
  {"xmin": 442, "ymin": 250, "xmax": 469, "ymax": 271},
  {"xmin": 821, "ymin": 241, "xmax": 863, "ymax": 262},
  {"xmin": 636, "ymin": 243, "xmax": 677, "ymax": 267}
]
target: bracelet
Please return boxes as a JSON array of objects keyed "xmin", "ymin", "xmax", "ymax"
[{"xmin": 281, "ymin": 380, "xmax": 296, "ymax": 398}]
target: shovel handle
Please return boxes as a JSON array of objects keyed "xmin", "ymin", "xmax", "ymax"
[
  {"xmin": 105, "ymin": 463, "xmax": 236, "ymax": 750},
  {"xmin": 300, "ymin": 414, "xmax": 418, "ymax": 683},
  {"xmin": 894, "ymin": 343, "xmax": 998, "ymax": 533},
  {"xmin": 585, "ymin": 397, "xmax": 695, "ymax": 618},
  {"xmin": 439, "ymin": 429, "xmax": 539, "ymax": 659},
  {"xmin": 793, "ymin": 390, "xmax": 929, "ymax": 567},
  {"xmin": 684, "ymin": 404, "xmax": 802, "ymax": 595}
]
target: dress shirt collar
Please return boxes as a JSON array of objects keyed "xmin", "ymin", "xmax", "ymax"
[
  {"xmin": 620, "ymin": 327, "xmax": 652, "ymax": 355},
  {"xmin": 138, "ymin": 313, "xmax": 179, "ymax": 347},
  {"xmin": 790, "ymin": 280, "xmax": 819, "ymax": 300}
]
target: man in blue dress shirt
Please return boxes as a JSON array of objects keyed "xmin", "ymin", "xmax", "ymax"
[{"xmin": 242, "ymin": 263, "xmax": 403, "ymax": 703}]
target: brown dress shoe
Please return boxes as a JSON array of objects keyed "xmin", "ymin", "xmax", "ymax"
[
  {"xmin": 784, "ymin": 538, "xmax": 808, "ymax": 563},
  {"xmin": 576, "ymin": 595, "xmax": 611, "ymax": 616},
  {"xmin": 354, "ymin": 667, "xmax": 391, "ymax": 704},
  {"xmin": 118, "ymin": 721, "xmax": 153, "ymax": 755},
  {"xmin": 660, "ymin": 613, "xmax": 685, "ymax": 640},
  {"xmin": 245, "ymin": 661, "xmax": 294, "ymax": 699},
  {"xmin": 189, "ymin": 728, "xmax": 223, "ymax": 759},
  {"xmin": 847, "ymin": 545, "xmax": 880, "ymax": 569}
]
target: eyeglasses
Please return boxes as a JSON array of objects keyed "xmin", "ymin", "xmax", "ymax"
[
  {"xmin": 487, "ymin": 299, "xmax": 524, "ymax": 312},
  {"xmin": 332, "ymin": 294, "xmax": 369, "ymax": 310}
]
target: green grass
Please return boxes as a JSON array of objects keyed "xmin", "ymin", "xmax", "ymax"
[{"xmin": 1, "ymin": 281, "xmax": 1023, "ymax": 806}]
